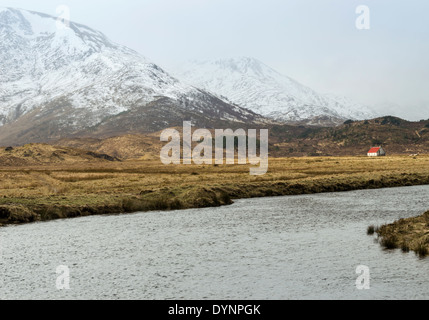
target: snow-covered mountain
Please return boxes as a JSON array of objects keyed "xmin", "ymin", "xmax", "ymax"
[
  {"xmin": 172, "ymin": 57, "xmax": 377, "ymax": 125},
  {"xmin": 0, "ymin": 8, "xmax": 263, "ymax": 145}
]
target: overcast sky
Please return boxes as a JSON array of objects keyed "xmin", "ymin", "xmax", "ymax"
[{"xmin": 1, "ymin": 0, "xmax": 428, "ymax": 120}]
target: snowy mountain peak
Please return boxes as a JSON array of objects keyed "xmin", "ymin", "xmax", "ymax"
[
  {"xmin": 0, "ymin": 8, "xmax": 262, "ymax": 145},
  {"xmin": 173, "ymin": 57, "xmax": 377, "ymax": 125},
  {"xmin": 201, "ymin": 57, "xmax": 271, "ymax": 77},
  {"xmin": 0, "ymin": 7, "xmax": 136, "ymax": 57},
  {"xmin": 0, "ymin": 8, "xmax": 35, "ymax": 36}
]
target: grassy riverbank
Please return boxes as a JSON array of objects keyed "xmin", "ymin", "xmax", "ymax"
[
  {"xmin": 1, "ymin": 155, "xmax": 429, "ymax": 227},
  {"xmin": 374, "ymin": 211, "xmax": 429, "ymax": 257}
]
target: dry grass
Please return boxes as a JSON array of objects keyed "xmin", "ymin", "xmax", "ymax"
[
  {"xmin": 0, "ymin": 154, "xmax": 429, "ymax": 226},
  {"xmin": 377, "ymin": 211, "xmax": 429, "ymax": 257}
]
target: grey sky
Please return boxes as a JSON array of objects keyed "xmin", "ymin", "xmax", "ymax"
[{"xmin": 1, "ymin": 0, "xmax": 428, "ymax": 120}]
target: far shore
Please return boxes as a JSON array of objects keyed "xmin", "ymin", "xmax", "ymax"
[{"xmin": 1, "ymin": 155, "xmax": 429, "ymax": 229}]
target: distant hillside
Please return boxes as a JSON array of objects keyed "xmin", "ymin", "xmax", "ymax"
[
  {"xmin": 50, "ymin": 116, "xmax": 429, "ymax": 159},
  {"xmin": 269, "ymin": 116, "xmax": 429, "ymax": 156}
]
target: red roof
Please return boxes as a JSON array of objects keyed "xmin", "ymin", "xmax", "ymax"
[{"xmin": 368, "ymin": 147, "xmax": 381, "ymax": 153}]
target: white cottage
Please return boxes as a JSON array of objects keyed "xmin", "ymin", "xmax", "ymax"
[{"xmin": 367, "ymin": 146, "xmax": 386, "ymax": 157}]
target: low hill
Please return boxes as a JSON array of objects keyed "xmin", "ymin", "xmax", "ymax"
[
  {"xmin": 0, "ymin": 144, "xmax": 120, "ymax": 166},
  {"xmin": 54, "ymin": 134, "xmax": 162, "ymax": 160}
]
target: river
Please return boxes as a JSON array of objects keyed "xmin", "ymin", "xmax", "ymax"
[{"xmin": 1, "ymin": 185, "xmax": 429, "ymax": 300}]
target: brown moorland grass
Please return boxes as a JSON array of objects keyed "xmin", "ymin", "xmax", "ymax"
[
  {"xmin": 376, "ymin": 211, "xmax": 429, "ymax": 257},
  {"xmin": 0, "ymin": 155, "xmax": 428, "ymax": 226}
]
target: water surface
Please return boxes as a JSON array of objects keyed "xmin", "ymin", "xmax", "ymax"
[{"xmin": 1, "ymin": 185, "xmax": 428, "ymax": 300}]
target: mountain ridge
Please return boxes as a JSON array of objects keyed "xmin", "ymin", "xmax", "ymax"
[{"xmin": 171, "ymin": 57, "xmax": 378, "ymax": 125}]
